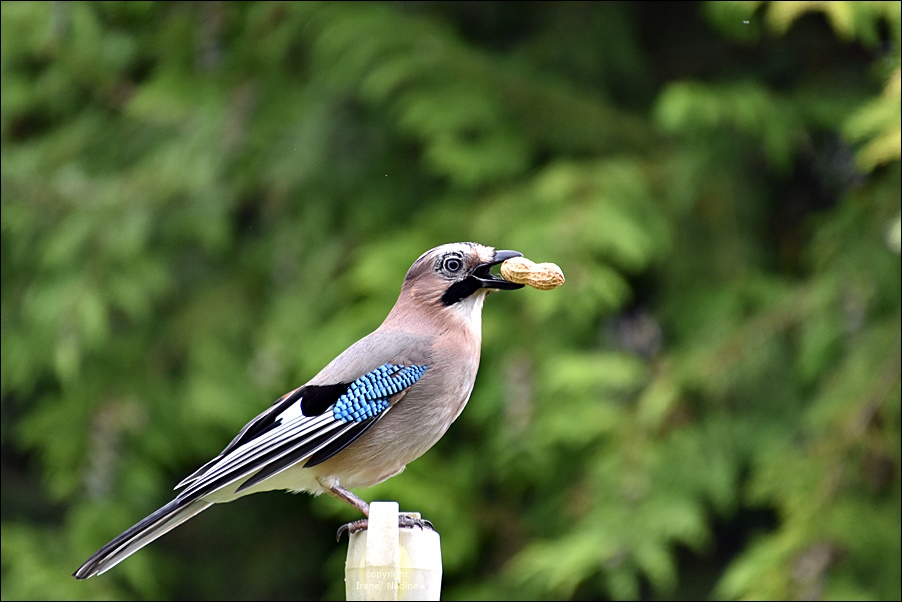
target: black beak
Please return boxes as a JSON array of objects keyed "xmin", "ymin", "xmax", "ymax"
[{"xmin": 473, "ymin": 249, "xmax": 525, "ymax": 290}]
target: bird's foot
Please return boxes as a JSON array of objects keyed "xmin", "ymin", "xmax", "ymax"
[
  {"xmin": 399, "ymin": 513, "xmax": 436, "ymax": 532},
  {"xmin": 336, "ymin": 514, "xmax": 437, "ymax": 541},
  {"xmin": 336, "ymin": 518, "xmax": 369, "ymax": 541}
]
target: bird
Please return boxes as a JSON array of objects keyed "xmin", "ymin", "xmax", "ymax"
[{"xmin": 73, "ymin": 241, "xmax": 525, "ymax": 579}]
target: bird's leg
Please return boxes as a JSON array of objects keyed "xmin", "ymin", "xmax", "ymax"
[
  {"xmin": 328, "ymin": 483, "xmax": 438, "ymax": 541},
  {"xmin": 327, "ymin": 483, "xmax": 370, "ymax": 516},
  {"xmin": 327, "ymin": 483, "xmax": 371, "ymax": 540}
]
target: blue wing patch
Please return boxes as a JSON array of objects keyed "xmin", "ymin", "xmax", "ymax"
[{"xmin": 333, "ymin": 364, "xmax": 429, "ymax": 423}]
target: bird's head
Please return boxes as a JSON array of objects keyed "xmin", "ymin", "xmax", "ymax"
[{"xmin": 391, "ymin": 242, "xmax": 524, "ymax": 328}]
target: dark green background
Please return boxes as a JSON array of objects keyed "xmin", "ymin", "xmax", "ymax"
[{"xmin": 2, "ymin": 2, "xmax": 900, "ymax": 600}]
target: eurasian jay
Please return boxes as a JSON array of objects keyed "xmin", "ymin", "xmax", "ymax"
[{"xmin": 74, "ymin": 242, "xmax": 524, "ymax": 579}]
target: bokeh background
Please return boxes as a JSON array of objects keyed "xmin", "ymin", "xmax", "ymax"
[{"xmin": 2, "ymin": 1, "xmax": 900, "ymax": 600}]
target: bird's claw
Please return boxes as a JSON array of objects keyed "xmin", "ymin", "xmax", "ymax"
[
  {"xmin": 336, "ymin": 515, "xmax": 437, "ymax": 541},
  {"xmin": 336, "ymin": 519, "xmax": 369, "ymax": 541},
  {"xmin": 399, "ymin": 514, "xmax": 436, "ymax": 532}
]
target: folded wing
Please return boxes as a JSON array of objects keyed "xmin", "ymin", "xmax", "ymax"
[{"xmin": 176, "ymin": 363, "xmax": 429, "ymax": 499}]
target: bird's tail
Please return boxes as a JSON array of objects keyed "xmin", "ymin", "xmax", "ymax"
[{"xmin": 73, "ymin": 497, "xmax": 213, "ymax": 579}]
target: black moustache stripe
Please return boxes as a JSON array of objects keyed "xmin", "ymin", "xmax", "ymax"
[{"xmin": 441, "ymin": 276, "xmax": 482, "ymax": 306}]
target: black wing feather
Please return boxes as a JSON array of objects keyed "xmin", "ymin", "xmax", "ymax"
[{"xmin": 235, "ymin": 415, "xmax": 381, "ymax": 492}]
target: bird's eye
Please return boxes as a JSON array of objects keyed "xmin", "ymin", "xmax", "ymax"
[{"xmin": 443, "ymin": 257, "xmax": 463, "ymax": 273}]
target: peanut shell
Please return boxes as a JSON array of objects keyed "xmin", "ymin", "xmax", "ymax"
[{"xmin": 501, "ymin": 257, "xmax": 565, "ymax": 290}]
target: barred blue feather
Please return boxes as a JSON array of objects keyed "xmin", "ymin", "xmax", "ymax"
[{"xmin": 333, "ymin": 364, "xmax": 429, "ymax": 422}]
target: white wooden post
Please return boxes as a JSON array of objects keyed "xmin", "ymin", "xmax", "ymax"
[{"xmin": 345, "ymin": 501, "xmax": 442, "ymax": 601}]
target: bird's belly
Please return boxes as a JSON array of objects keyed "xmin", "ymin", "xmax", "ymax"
[{"xmin": 312, "ymin": 384, "xmax": 471, "ymax": 490}]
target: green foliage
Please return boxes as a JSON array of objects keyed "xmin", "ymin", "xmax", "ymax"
[{"xmin": 2, "ymin": 1, "xmax": 899, "ymax": 600}]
